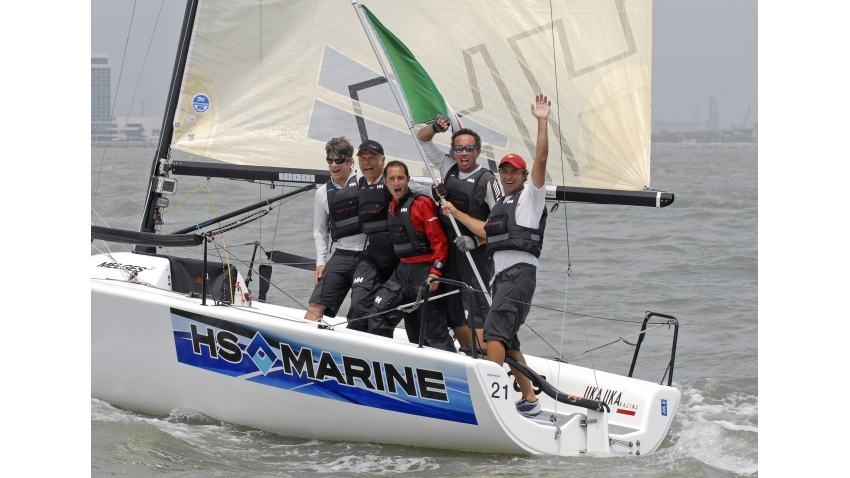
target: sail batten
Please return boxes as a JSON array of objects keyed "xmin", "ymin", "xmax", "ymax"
[{"xmin": 169, "ymin": 0, "xmax": 653, "ymax": 191}]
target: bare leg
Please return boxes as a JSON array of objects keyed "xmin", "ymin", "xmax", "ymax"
[
  {"xmin": 486, "ymin": 338, "xmax": 506, "ymax": 365},
  {"xmin": 453, "ymin": 326, "xmax": 472, "ymax": 349},
  {"xmin": 507, "ymin": 350, "xmax": 536, "ymax": 402},
  {"xmin": 304, "ymin": 303, "xmax": 326, "ymax": 322}
]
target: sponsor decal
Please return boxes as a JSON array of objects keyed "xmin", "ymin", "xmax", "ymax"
[
  {"xmin": 171, "ymin": 309, "xmax": 476, "ymax": 424},
  {"xmin": 583, "ymin": 385, "xmax": 639, "ymax": 412},
  {"xmin": 96, "ymin": 262, "xmax": 150, "ymax": 274},
  {"xmin": 187, "ymin": 113, "xmax": 196, "ymax": 125},
  {"xmin": 616, "ymin": 408, "xmax": 636, "ymax": 416},
  {"xmin": 505, "ymin": 199, "xmax": 514, "ymax": 204},
  {"xmin": 661, "ymin": 399, "xmax": 668, "ymax": 416},
  {"xmin": 353, "ymin": 277, "xmax": 364, "ymax": 284},
  {"xmin": 277, "ymin": 173, "xmax": 316, "ymax": 183},
  {"xmin": 400, "ymin": 208, "xmax": 408, "ymax": 213},
  {"xmin": 467, "ymin": 178, "xmax": 475, "ymax": 183},
  {"xmin": 374, "ymin": 296, "xmax": 382, "ymax": 304},
  {"xmin": 192, "ymin": 94, "xmax": 210, "ymax": 113}
]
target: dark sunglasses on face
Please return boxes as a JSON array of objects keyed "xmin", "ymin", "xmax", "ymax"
[
  {"xmin": 326, "ymin": 157, "xmax": 350, "ymax": 164},
  {"xmin": 452, "ymin": 145, "xmax": 478, "ymax": 153}
]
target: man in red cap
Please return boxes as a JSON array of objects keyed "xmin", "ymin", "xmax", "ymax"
[{"xmin": 440, "ymin": 94, "xmax": 551, "ymax": 417}]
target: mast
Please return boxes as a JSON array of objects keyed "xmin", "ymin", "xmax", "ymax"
[{"xmin": 138, "ymin": 0, "xmax": 201, "ymax": 241}]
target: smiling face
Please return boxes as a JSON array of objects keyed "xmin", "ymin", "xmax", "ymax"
[
  {"xmin": 327, "ymin": 154, "xmax": 353, "ymax": 186},
  {"xmin": 450, "ymin": 134, "xmax": 480, "ymax": 173},
  {"xmin": 498, "ymin": 164, "xmax": 528, "ymax": 197},
  {"xmin": 384, "ymin": 165, "xmax": 410, "ymax": 201},
  {"xmin": 357, "ymin": 150, "xmax": 385, "ymax": 183}
]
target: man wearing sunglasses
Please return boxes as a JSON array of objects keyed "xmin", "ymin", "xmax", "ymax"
[
  {"xmin": 304, "ymin": 137, "xmax": 366, "ymax": 322},
  {"xmin": 417, "ymin": 117, "xmax": 502, "ymax": 353},
  {"xmin": 435, "ymin": 95, "xmax": 552, "ymax": 418}
]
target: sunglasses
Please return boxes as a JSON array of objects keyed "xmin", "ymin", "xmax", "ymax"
[
  {"xmin": 326, "ymin": 157, "xmax": 350, "ymax": 164},
  {"xmin": 452, "ymin": 145, "xmax": 478, "ymax": 153}
]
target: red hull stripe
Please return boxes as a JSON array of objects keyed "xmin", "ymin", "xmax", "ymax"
[{"xmin": 616, "ymin": 408, "xmax": 636, "ymax": 416}]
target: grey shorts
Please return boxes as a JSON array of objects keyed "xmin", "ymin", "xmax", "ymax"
[
  {"xmin": 483, "ymin": 263, "xmax": 537, "ymax": 351},
  {"xmin": 308, "ymin": 249, "xmax": 360, "ymax": 317}
]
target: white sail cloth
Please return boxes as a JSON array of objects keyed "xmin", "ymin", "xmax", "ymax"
[{"xmin": 171, "ymin": 0, "xmax": 652, "ymax": 191}]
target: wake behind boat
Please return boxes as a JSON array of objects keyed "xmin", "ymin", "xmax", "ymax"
[{"xmin": 92, "ymin": 0, "xmax": 680, "ymax": 457}]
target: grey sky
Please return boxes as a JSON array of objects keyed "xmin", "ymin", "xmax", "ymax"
[{"xmin": 91, "ymin": 0, "xmax": 757, "ymax": 129}]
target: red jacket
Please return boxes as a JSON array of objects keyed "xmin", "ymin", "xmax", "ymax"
[{"xmin": 389, "ymin": 193, "xmax": 448, "ymax": 276}]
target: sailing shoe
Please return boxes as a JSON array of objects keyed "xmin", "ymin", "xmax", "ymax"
[{"xmin": 516, "ymin": 398, "xmax": 541, "ymax": 417}]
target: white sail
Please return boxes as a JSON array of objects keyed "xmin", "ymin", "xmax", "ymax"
[{"xmin": 171, "ymin": 0, "xmax": 652, "ymax": 190}]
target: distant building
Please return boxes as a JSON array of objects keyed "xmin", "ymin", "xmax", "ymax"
[
  {"xmin": 706, "ymin": 95, "xmax": 720, "ymax": 131},
  {"xmin": 112, "ymin": 116, "xmax": 163, "ymax": 143},
  {"xmin": 92, "ymin": 54, "xmax": 111, "ymax": 141}
]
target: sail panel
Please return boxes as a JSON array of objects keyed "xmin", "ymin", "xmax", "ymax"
[{"xmin": 171, "ymin": 0, "xmax": 653, "ymax": 190}]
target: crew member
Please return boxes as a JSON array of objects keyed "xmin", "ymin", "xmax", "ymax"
[
  {"xmin": 367, "ymin": 160, "xmax": 455, "ymax": 352},
  {"xmin": 346, "ymin": 140, "xmax": 399, "ymax": 331},
  {"xmin": 347, "ymin": 140, "xmax": 434, "ymax": 331},
  {"xmin": 417, "ymin": 119, "xmax": 502, "ymax": 351},
  {"xmin": 304, "ymin": 137, "xmax": 365, "ymax": 322},
  {"xmin": 441, "ymin": 95, "xmax": 551, "ymax": 417}
]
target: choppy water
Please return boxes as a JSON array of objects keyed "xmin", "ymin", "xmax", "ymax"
[{"xmin": 91, "ymin": 145, "xmax": 757, "ymax": 476}]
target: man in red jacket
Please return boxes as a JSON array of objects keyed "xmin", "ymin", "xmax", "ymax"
[{"xmin": 366, "ymin": 160, "xmax": 455, "ymax": 352}]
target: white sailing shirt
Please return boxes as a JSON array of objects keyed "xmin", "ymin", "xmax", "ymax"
[
  {"xmin": 313, "ymin": 170, "xmax": 366, "ymax": 266},
  {"xmin": 492, "ymin": 182, "xmax": 547, "ymax": 273}
]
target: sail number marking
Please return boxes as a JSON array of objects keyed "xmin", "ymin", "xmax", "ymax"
[{"xmin": 490, "ymin": 382, "xmax": 508, "ymax": 400}]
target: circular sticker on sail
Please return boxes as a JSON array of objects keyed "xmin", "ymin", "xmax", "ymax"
[
  {"xmin": 192, "ymin": 94, "xmax": 210, "ymax": 114},
  {"xmin": 187, "ymin": 132, "xmax": 195, "ymax": 142},
  {"xmin": 187, "ymin": 114, "xmax": 196, "ymax": 125}
]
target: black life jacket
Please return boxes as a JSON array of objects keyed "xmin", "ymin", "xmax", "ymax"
[
  {"xmin": 358, "ymin": 175, "xmax": 392, "ymax": 236},
  {"xmin": 484, "ymin": 191, "xmax": 548, "ymax": 258},
  {"xmin": 326, "ymin": 175, "xmax": 361, "ymax": 240},
  {"xmin": 439, "ymin": 164, "xmax": 497, "ymax": 237},
  {"xmin": 387, "ymin": 192, "xmax": 433, "ymax": 258}
]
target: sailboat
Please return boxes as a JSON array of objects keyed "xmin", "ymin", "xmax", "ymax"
[{"xmin": 91, "ymin": 0, "xmax": 679, "ymax": 456}]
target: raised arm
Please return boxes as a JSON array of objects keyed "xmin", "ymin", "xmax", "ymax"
[
  {"xmin": 416, "ymin": 114, "xmax": 450, "ymax": 143},
  {"xmin": 530, "ymin": 94, "xmax": 550, "ymax": 189}
]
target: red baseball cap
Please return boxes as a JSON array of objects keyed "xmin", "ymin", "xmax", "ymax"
[{"xmin": 499, "ymin": 154, "xmax": 527, "ymax": 170}]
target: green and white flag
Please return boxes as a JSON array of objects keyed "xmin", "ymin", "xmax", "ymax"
[{"xmin": 361, "ymin": 5, "xmax": 462, "ymax": 130}]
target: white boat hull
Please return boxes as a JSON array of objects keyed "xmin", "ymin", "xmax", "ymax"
[{"xmin": 92, "ymin": 253, "xmax": 679, "ymax": 456}]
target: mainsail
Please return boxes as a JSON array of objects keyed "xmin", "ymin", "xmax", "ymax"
[{"xmin": 167, "ymin": 0, "xmax": 653, "ymax": 191}]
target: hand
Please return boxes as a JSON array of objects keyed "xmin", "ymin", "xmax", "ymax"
[
  {"xmin": 427, "ymin": 273, "xmax": 440, "ymax": 291},
  {"xmin": 432, "ymin": 183, "xmax": 448, "ymax": 202},
  {"xmin": 314, "ymin": 265, "xmax": 326, "ymax": 287},
  {"xmin": 440, "ymin": 200, "xmax": 458, "ymax": 218},
  {"xmin": 531, "ymin": 94, "xmax": 551, "ymax": 121},
  {"xmin": 431, "ymin": 114, "xmax": 450, "ymax": 133},
  {"xmin": 455, "ymin": 235, "xmax": 476, "ymax": 253}
]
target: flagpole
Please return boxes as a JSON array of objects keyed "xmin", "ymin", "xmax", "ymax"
[{"xmin": 352, "ymin": 1, "xmax": 492, "ymax": 306}]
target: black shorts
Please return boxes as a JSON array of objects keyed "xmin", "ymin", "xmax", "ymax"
[
  {"xmin": 307, "ymin": 249, "xmax": 360, "ymax": 318},
  {"xmin": 367, "ymin": 262, "xmax": 455, "ymax": 352},
  {"xmin": 444, "ymin": 244, "xmax": 491, "ymax": 330},
  {"xmin": 483, "ymin": 263, "xmax": 537, "ymax": 351}
]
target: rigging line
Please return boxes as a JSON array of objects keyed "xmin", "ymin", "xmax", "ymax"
[
  {"xmin": 565, "ymin": 206, "xmax": 598, "ymax": 387},
  {"xmin": 563, "ymin": 322, "xmax": 669, "ymax": 362},
  {"xmin": 94, "ymin": 0, "xmax": 168, "ymax": 208},
  {"xmin": 205, "ymin": 187, "xmax": 234, "ymax": 304},
  {"xmin": 92, "ymin": 203, "xmax": 140, "ymax": 230},
  {"xmin": 464, "ymin": 287, "xmax": 659, "ymax": 324},
  {"xmin": 160, "ymin": 185, "xmax": 209, "ymax": 216},
  {"xmin": 92, "ymin": 0, "xmax": 139, "ymax": 210},
  {"xmin": 91, "ymin": 210, "xmax": 132, "ymax": 252},
  {"xmin": 268, "ymin": 185, "xmax": 285, "ymax": 264},
  {"xmin": 208, "ymin": 243, "xmax": 323, "ymax": 325}
]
